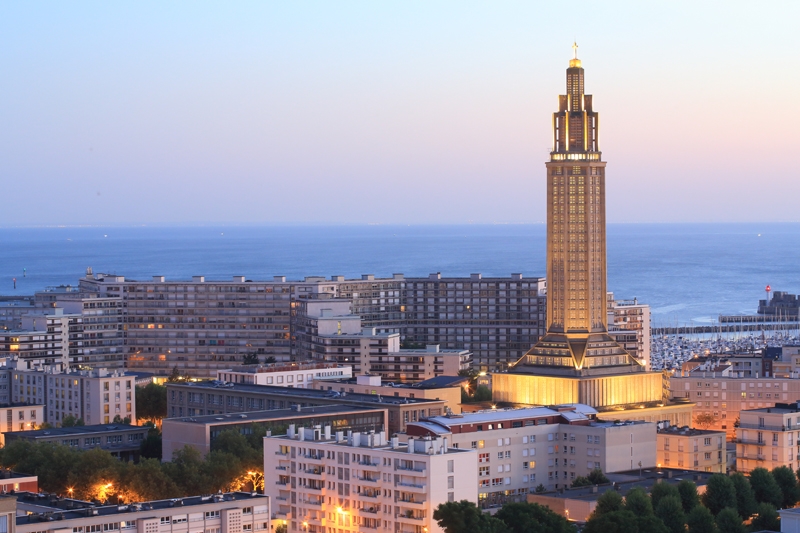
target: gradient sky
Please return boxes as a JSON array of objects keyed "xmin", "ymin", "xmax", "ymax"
[{"xmin": 2, "ymin": 2, "xmax": 798, "ymax": 226}]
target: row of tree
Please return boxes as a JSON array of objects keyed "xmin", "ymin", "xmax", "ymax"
[
  {"xmin": 0, "ymin": 425, "xmax": 276, "ymax": 503},
  {"xmin": 435, "ymin": 466, "xmax": 800, "ymax": 533}
]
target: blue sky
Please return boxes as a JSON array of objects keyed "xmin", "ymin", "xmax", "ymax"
[{"xmin": 1, "ymin": 2, "xmax": 798, "ymax": 225}]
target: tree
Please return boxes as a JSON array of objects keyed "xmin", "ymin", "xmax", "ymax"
[
  {"xmin": 136, "ymin": 383, "xmax": 167, "ymax": 423},
  {"xmin": 655, "ymin": 495, "xmax": 686, "ymax": 533},
  {"xmin": 694, "ymin": 412, "xmax": 717, "ymax": 429},
  {"xmin": 122, "ymin": 458, "xmax": 180, "ymax": 501},
  {"xmin": 623, "ymin": 487, "xmax": 653, "ymax": 517},
  {"xmin": 495, "ymin": 502, "xmax": 575, "ymax": 533},
  {"xmin": 749, "ymin": 467, "xmax": 782, "ymax": 508},
  {"xmin": 242, "ymin": 352, "xmax": 259, "ymax": 365},
  {"xmin": 677, "ymin": 479, "xmax": 701, "ymax": 513},
  {"xmin": 729, "ymin": 473, "xmax": 756, "ymax": 520},
  {"xmin": 594, "ymin": 490, "xmax": 624, "ymax": 517},
  {"xmin": 535, "ymin": 484, "xmax": 547, "ymax": 493},
  {"xmin": 112, "ymin": 415, "xmax": 131, "ymax": 424},
  {"xmin": 588, "ymin": 468, "xmax": 610, "ymax": 485},
  {"xmin": 433, "ymin": 501, "xmax": 506, "ymax": 533},
  {"xmin": 472, "ymin": 386, "xmax": 492, "ymax": 402},
  {"xmin": 167, "ymin": 366, "xmax": 185, "ymax": 383},
  {"xmin": 583, "ymin": 510, "xmax": 640, "ymax": 533},
  {"xmin": 714, "ymin": 508, "xmax": 745, "ymax": 533},
  {"xmin": 686, "ymin": 505, "xmax": 716, "ymax": 533},
  {"xmin": 772, "ymin": 465, "xmax": 800, "ymax": 508},
  {"xmin": 140, "ymin": 426, "xmax": 163, "ymax": 461},
  {"xmin": 61, "ymin": 415, "xmax": 84, "ymax": 427},
  {"xmin": 263, "ymin": 356, "xmax": 277, "ymax": 364},
  {"xmin": 750, "ymin": 502, "xmax": 780, "ymax": 532},
  {"xmin": 572, "ymin": 476, "xmax": 592, "ymax": 488},
  {"xmin": 651, "ymin": 482, "xmax": 681, "ymax": 511},
  {"xmin": 702, "ymin": 474, "xmax": 737, "ymax": 516}
]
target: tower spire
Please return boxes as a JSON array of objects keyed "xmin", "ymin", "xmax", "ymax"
[{"xmin": 572, "ymin": 41, "xmax": 578, "ymax": 59}]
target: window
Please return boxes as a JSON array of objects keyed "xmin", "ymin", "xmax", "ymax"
[
  {"xmin": 160, "ymin": 518, "xmax": 171, "ymax": 525},
  {"xmin": 205, "ymin": 512, "xmax": 220, "ymax": 519}
]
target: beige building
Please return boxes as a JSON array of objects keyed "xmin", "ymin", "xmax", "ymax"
[
  {"xmin": 217, "ymin": 362, "xmax": 352, "ymax": 388},
  {"xmin": 406, "ymin": 405, "xmax": 656, "ymax": 505},
  {"xmin": 263, "ymin": 426, "xmax": 477, "ymax": 533},
  {"xmin": 608, "ymin": 294, "xmax": 651, "ymax": 370},
  {"xmin": 670, "ymin": 373, "xmax": 800, "ymax": 438},
  {"xmin": 656, "ymin": 424, "xmax": 726, "ymax": 473},
  {"xmin": 312, "ymin": 374, "xmax": 464, "ymax": 415},
  {"xmin": 0, "ymin": 404, "xmax": 45, "ymax": 444},
  {"xmin": 736, "ymin": 403, "xmax": 800, "ymax": 473}
]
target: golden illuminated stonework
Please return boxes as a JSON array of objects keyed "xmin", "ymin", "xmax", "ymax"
[{"xmin": 494, "ymin": 44, "xmax": 662, "ymax": 408}]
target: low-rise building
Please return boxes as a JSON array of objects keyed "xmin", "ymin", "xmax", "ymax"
[
  {"xmin": 263, "ymin": 425, "xmax": 477, "ymax": 533},
  {"xmin": 656, "ymin": 424, "xmax": 726, "ymax": 473},
  {"xmin": 406, "ymin": 405, "xmax": 657, "ymax": 506},
  {"xmin": 0, "ymin": 470, "xmax": 38, "ymax": 493},
  {"xmin": 217, "ymin": 362, "xmax": 352, "ymax": 388},
  {"xmin": 6, "ymin": 491, "xmax": 270, "ymax": 533},
  {"xmin": 736, "ymin": 402, "xmax": 800, "ymax": 473},
  {"xmin": 162, "ymin": 405, "xmax": 387, "ymax": 459},
  {"xmin": 0, "ymin": 404, "xmax": 45, "ymax": 443},
  {"xmin": 4, "ymin": 423, "xmax": 148, "ymax": 461},
  {"xmin": 167, "ymin": 380, "xmax": 447, "ymax": 434},
  {"xmin": 311, "ymin": 374, "xmax": 465, "ymax": 415}
]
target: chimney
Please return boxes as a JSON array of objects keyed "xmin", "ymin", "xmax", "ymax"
[
  {"xmin": 233, "ymin": 276, "xmax": 245, "ymax": 283},
  {"xmin": 324, "ymin": 426, "xmax": 331, "ymax": 440},
  {"xmin": 351, "ymin": 432, "xmax": 361, "ymax": 447},
  {"xmin": 336, "ymin": 431, "xmax": 344, "ymax": 443},
  {"xmin": 288, "ymin": 424, "xmax": 296, "ymax": 439},
  {"xmin": 192, "ymin": 276, "xmax": 205, "ymax": 283},
  {"xmin": 408, "ymin": 437, "xmax": 415, "ymax": 453},
  {"xmin": 391, "ymin": 436, "xmax": 399, "ymax": 449}
]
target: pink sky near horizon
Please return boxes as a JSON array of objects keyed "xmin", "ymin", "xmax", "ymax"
[{"xmin": 1, "ymin": 1, "xmax": 798, "ymax": 226}]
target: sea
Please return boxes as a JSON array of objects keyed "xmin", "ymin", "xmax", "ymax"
[{"xmin": 1, "ymin": 223, "xmax": 798, "ymax": 327}]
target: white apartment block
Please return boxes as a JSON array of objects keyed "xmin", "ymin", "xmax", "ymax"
[
  {"xmin": 4, "ymin": 362, "xmax": 135, "ymax": 425},
  {"xmin": 405, "ymin": 405, "xmax": 656, "ymax": 507},
  {"xmin": 263, "ymin": 425, "xmax": 477, "ymax": 533},
  {"xmin": 217, "ymin": 362, "xmax": 352, "ymax": 388},
  {"xmin": 736, "ymin": 402, "xmax": 800, "ymax": 473},
  {"xmin": 607, "ymin": 293, "xmax": 651, "ymax": 370},
  {"xmin": 0, "ymin": 309, "xmax": 73, "ymax": 370},
  {"xmin": 6, "ymin": 491, "xmax": 270, "ymax": 533}
]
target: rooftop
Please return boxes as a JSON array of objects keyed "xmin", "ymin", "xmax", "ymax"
[
  {"xmin": 171, "ymin": 380, "xmax": 444, "ymax": 405},
  {"xmin": 5, "ymin": 424, "xmax": 144, "ymax": 439},
  {"xmin": 657, "ymin": 425, "xmax": 725, "ymax": 436},
  {"xmin": 9, "ymin": 491, "xmax": 267, "ymax": 524},
  {"xmin": 222, "ymin": 362, "xmax": 344, "ymax": 374},
  {"xmin": 743, "ymin": 402, "xmax": 800, "ymax": 414},
  {"xmin": 165, "ymin": 404, "xmax": 382, "ymax": 425}
]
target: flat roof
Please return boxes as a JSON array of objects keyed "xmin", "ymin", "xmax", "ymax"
[
  {"xmin": 657, "ymin": 426, "xmax": 725, "ymax": 436},
  {"xmin": 165, "ymin": 405, "xmax": 383, "ymax": 426},
  {"xmin": 425, "ymin": 404, "xmax": 599, "ymax": 427},
  {"xmin": 11, "ymin": 491, "xmax": 267, "ymax": 524},
  {"xmin": 172, "ymin": 381, "xmax": 443, "ymax": 405},
  {"xmin": 5, "ymin": 423, "xmax": 145, "ymax": 438}
]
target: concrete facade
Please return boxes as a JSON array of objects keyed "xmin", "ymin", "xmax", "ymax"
[
  {"xmin": 406, "ymin": 405, "xmax": 656, "ymax": 505},
  {"xmin": 4, "ymin": 423, "xmax": 147, "ymax": 461},
  {"xmin": 736, "ymin": 403, "xmax": 800, "ymax": 473},
  {"xmin": 263, "ymin": 426, "xmax": 477, "ymax": 533},
  {"xmin": 656, "ymin": 425, "xmax": 726, "ymax": 473},
  {"xmin": 217, "ymin": 362, "xmax": 352, "ymax": 388}
]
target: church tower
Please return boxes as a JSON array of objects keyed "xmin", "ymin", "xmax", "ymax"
[{"xmin": 491, "ymin": 45, "xmax": 667, "ymax": 409}]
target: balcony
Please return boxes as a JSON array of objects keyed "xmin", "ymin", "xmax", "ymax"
[
  {"xmin": 397, "ymin": 481, "xmax": 426, "ymax": 490},
  {"xmin": 359, "ymin": 475, "xmax": 381, "ymax": 483},
  {"xmin": 396, "ymin": 465, "xmax": 426, "ymax": 472}
]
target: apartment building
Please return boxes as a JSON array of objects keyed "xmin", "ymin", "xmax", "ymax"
[
  {"xmin": 166, "ymin": 381, "xmax": 446, "ymax": 434},
  {"xmin": 34, "ymin": 286, "xmax": 126, "ymax": 368},
  {"xmin": 217, "ymin": 362, "xmax": 352, "ymax": 388},
  {"xmin": 6, "ymin": 491, "xmax": 270, "ymax": 533},
  {"xmin": 5, "ymin": 362, "xmax": 136, "ymax": 425},
  {"xmin": 4, "ymin": 423, "xmax": 147, "ymax": 461},
  {"xmin": 405, "ymin": 405, "xmax": 656, "ymax": 506},
  {"xmin": 656, "ymin": 424, "xmax": 726, "ymax": 473},
  {"xmin": 162, "ymin": 405, "xmax": 387, "ymax": 459},
  {"xmin": 0, "ymin": 298, "xmax": 35, "ymax": 331},
  {"xmin": 670, "ymin": 373, "xmax": 800, "ymax": 438},
  {"xmin": 736, "ymin": 403, "xmax": 800, "ymax": 473},
  {"xmin": 0, "ymin": 309, "xmax": 73, "ymax": 370},
  {"xmin": 607, "ymin": 294, "xmax": 651, "ymax": 370},
  {"xmin": 263, "ymin": 426, "xmax": 477, "ymax": 533}
]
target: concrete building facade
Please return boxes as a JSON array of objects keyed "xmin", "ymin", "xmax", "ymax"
[
  {"xmin": 217, "ymin": 362, "xmax": 352, "ymax": 388},
  {"xmin": 656, "ymin": 424, "xmax": 726, "ymax": 473},
  {"xmin": 736, "ymin": 403, "xmax": 800, "ymax": 473},
  {"xmin": 405, "ymin": 405, "xmax": 656, "ymax": 505},
  {"xmin": 263, "ymin": 426, "xmax": 477, "ymax": 533}
]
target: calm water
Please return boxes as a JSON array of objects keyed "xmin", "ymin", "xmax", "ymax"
[{"xmin": 1, "ymin": 223, "xmax": 797, "ymax": 326}]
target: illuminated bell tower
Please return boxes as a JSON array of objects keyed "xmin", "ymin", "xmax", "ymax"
[{"xmin": 517, "ymin": 44, "xmax": 640, "ymax": 374}]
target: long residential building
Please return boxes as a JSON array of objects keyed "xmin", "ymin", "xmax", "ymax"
[
  {"xmin": 405, "ymin": 405, "xmax": 657, "ymax": 506},
  {"xmin": 166, "ymin": 380, "xmax": 446, "ymax": 434},
  {"xmin": 0, "ymin": 270, "xmax": 647, "ymax": 377},
  {"xmin": 4, "ymin": 491, "xmax": 270, "ymax": 533},
  {"xmin": 670, "ymin": 373, "xmax": 800, "ymax": 438},
  {"xmin": 263, "ymin": 426, "xmax": 477, "ymax": 533}
]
